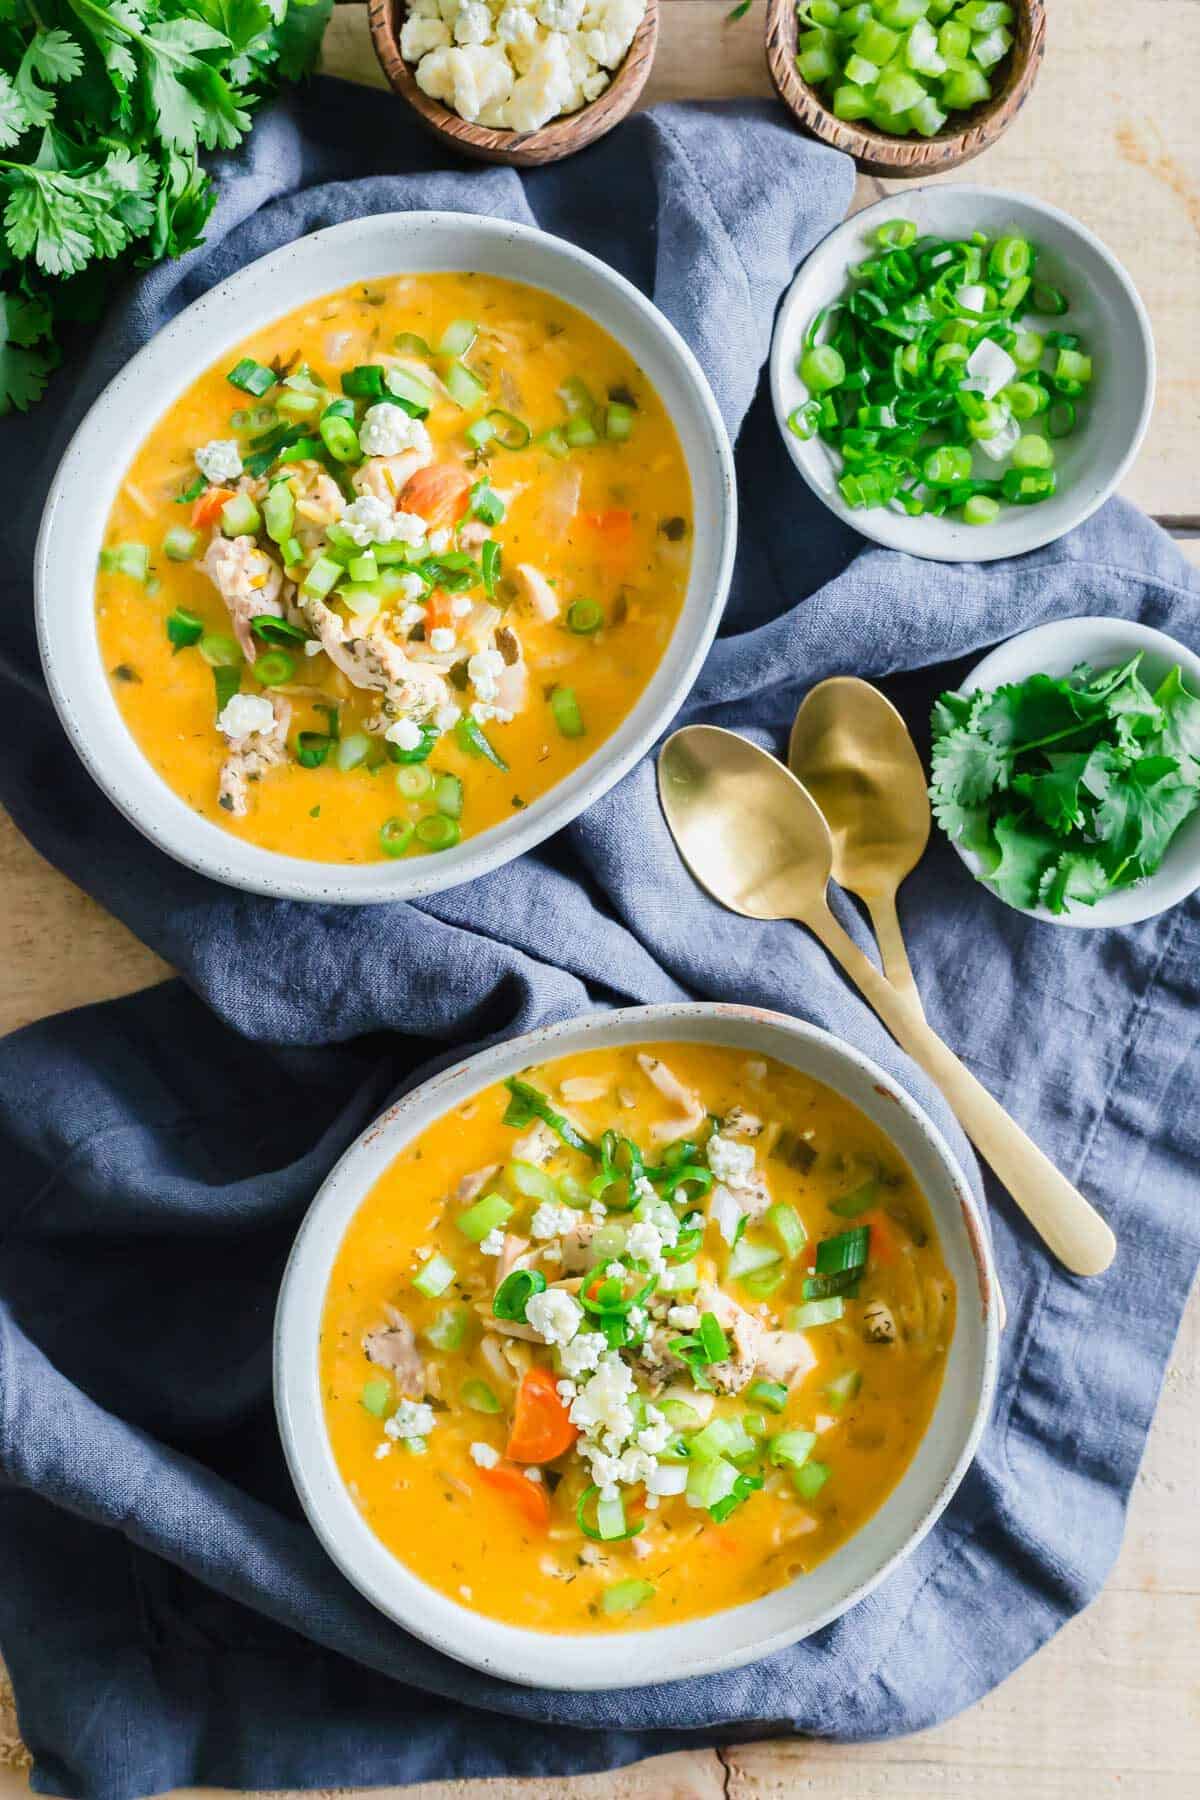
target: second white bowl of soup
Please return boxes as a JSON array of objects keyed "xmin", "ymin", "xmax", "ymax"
[
  {"xmin": 37, "ymin": 213, "xmax": 736, "ymax": 902},
  {"xmin": 275, "ymin": 1003, "xmax": 999, "ymax": 1687}
]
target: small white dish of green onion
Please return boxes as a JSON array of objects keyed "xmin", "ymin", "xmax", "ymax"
[{"xmin": 770, "ymin": 187, "xmax": 1155, "ymax": 563}]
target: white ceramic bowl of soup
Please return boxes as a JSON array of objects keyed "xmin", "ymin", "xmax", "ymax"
[
  {"xmin": 770, "ymin": 187, "xmax": 1155, "ymax": 563},
  {"xmin": 36, "ymin": 213, "xmax": 737, "ymax": 904},
  {"xmin": 275, "ymin": 1002, "xmax": 999, "ymax": 1689}
]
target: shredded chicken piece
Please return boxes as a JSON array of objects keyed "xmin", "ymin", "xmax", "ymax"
[
  {"xmin": 511, "ymin": 1121, "xmax": 559, "ymax": 1166},
  {"xmin": 514, "ymin": 562, "xmax": 561, "ymax": 623},
  {"xmin": 203, "ymin": 534, "xmax": 284, "ymax": 661},
  {"xmin": 559, "ymin": 1076, "xmax": 609, "ymax": 1104},
  {"xmin": 363, "ymin": 1306, "xmax": 425, "ymax": 1397},
  {"xmin": 352, "ymin": 450, "xmax": 431, "ymax": 505},
  {"xmin": 453, "ymin": 1164, "xmax": 500, "ymax": 1207},
  {"xmin": 495, "ymin": 1233, "xmax": 532, "ymax": 1287},
  {"xmin": 300, "ymin": 595, "xmax": 449, "ymax": 719},
  {"xmin": 555, "ymin": 1217, "xmax": 602, "ymax": 1275},
  {"xmin": 723, "ymin": 1106, "xmax": 763, "ymax": 1138},
  {"xmin": 637, "ymin": 1053, "xmax": 707, "ymax": 1144},
  {"xmin": 217, "ymin": 694, "xmax": 289, "ymax": 817},
  {"xmin": 479, "ymin": 1334, "xmax": 516, "ymax": 1388}
]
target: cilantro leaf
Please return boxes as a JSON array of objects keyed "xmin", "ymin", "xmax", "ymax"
[
  {"xmin": 1038, "ymin": 854, "xmax": 1112, "ymax": 915},
  {"xmin": 28, "ymin": 29, "xmax": 85, "ymax": 86},
  {"xmin": 268, "ymin": 0, "xmax": 330, "ymax": 84},
  {"xmin": 0, "ymin": 333, "xmax": 58, "ymax": 411},
  {"xmin": 0, "ymin": 70, "xmax": 31, "ymax": 148},
  {"xmin": 983, "ymin": 813, "xmax": 1057, "ymax": 911},
  {"xmin": 1152, "ymin": 665, "xmax": 1200, "ymax": 770},
  {"xmin": 930, "ymin": 724, "xmax": 1011, "ymax": 808}
]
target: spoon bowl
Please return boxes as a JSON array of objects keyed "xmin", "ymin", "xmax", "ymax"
[
  {"xmin": 789, "ymin": 679, "xmax": 930, "ymax": 899},
  {"xmin": 659, "ymin": 726, "xmax": 835, "ymax": 920}
]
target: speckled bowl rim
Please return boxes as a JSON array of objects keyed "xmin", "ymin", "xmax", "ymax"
[
  {"xmin": 36, "ymin": 212, "xmax": 737, "ymax": 905},
  {"xmin": 274, "ymin": 1001, "xmax": 999, "ymax": 1690},
  {"xmin": 770, "ymin": 186, "xmax": 1156, "ymax": 564},
  {"xmin": 954, "ymin": 616, "xmax": 1200, "ymax": 928}
]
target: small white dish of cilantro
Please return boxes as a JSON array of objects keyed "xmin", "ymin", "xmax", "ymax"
[{"xmin": 931, "ymin": 618, "xmax": 1200, "ymax": 928}]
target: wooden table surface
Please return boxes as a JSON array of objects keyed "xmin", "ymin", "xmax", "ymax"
[{"xmin": 2, "ymin": 3, "xmax": 1198, "ymax": 1796}]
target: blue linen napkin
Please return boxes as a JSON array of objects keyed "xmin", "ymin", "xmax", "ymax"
[{"xmin": 1, "ymin": 78, "xmax": 1198, "ymax": 1800}]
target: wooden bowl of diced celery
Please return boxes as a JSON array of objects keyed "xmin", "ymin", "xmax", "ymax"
[{"xmin": 766, "ymin": 0, "xmax": 1045, "ymax": 177}]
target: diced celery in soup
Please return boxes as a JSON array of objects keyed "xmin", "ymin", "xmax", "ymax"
[
  {"xmin": 320, "ymin": 1042, "xmax": 956, "ymax": 1633},
  {"xmin": 94, "ymin": 275, "xmax": 692, "ymax": 863}
]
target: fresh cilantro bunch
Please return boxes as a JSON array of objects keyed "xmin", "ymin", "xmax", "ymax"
[
  {"xmin": 930, "ymin": 654, "xmax": 1200, "ymax": 914},
  {"xmin": 0, "ymin": 0, "xmax": 331, "ymax": 415}
]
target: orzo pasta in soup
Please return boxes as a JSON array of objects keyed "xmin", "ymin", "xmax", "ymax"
[
  {"xmin": 320, "ymin": 1041, "xmax": 955, "ymax": 1632},
  {"xmin": 95, "ymin": 274, "xmax": 692, "ymax": 863}
]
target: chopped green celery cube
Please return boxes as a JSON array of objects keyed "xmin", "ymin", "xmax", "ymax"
[
  {"xmin": 938, "ymin": 17, "xmax": 970, "ymax": 59},
  {"xmin": 348, "ymin": 552, "xmax": 379, "ymax": 584},
  {"xmin": 461, "ymin": 1378, "xmax": 501, "ymax": 1414},
  {"xmin": 793, "ymin": 1460, "xmax": 831, "ymax": 1500},
  {"xmin": 790, "ymin": 1297, "xmax": 845, "ymax": 1330},
  {"xmin": 797, "ymin": 25, "xmax": 836, "ymax": 52},
  {"xmin": 909, "ymin": 95, "xmax": 949, "ymax": 135},
  {"xmin": 302, "ymin": 555, "xmax": 342, "ymax": 599},
  {"xmin": 658, "ymin": 1259, "xmax": 699, "ymax": 1292},
  {"xmin": 873, "ymin": 67, "xmax": 927, "ymax": 113},
  {"xmin": 457, "ymin": 1190, "xmax": 513, "ymax": 1242},
  {"xmin": 855, "ymin": 18, "xmax": 901, "ymax": 64},
  {"xmin": 360, "ymin": 1378, "xmax": 391, "ymax": 1418},
  {"xmin": 334, "ymin": 731, "xmax": 371, "ymax": 771},
  {"xmin": 971, "ymin": 24, "xmax": 1011, "ymax": 68},
  {"xmin": 941, "ymin": 65, "xmax": 990, "ymax": 107},
  {"xmin": 843, "ymin": 52, "xmax": 879, "ymax": 86},
  {"xmin": 727, "ymin": 1237, "xmax": 781, "ymax": 1280},
  {"xmin": 766, "ymin": 1202, "xmax": 807, "ymax": 1259},
  {"xmin": 423, "ymin": 1305, "xmax": 470, "ymax": 1351},
  {"xmin": 596, "ymin": 1492, "xmax": 629, "ymax": 1540},
  {"xmin": 507, "ymin": 1160, "xmax": 560, "ymax": 1204},
  {"xmin": 685, "ymin": 1454, "xmax": 740, "ymax": 1510},
  {"xmin": 601, "ymin": 1579, "xmax": 655, "ymax": 1615},
  {"xmin": 690, "ymin": 1417, "xmax": 755, "ymax": 1464},
  {"xmin": 769, "ymin": 1429, "xmax": 817, "ymax": 1470},
  {"xmin": 413, "ymin": 1252, "xmax": 456, "ymax": 1298},
  {"xmin": 797, "ymin": 45, "xmax": 836, "ymax": 84},
  {"xmin": 833, "ymin": 83, "xmax": 872, "ymax": 121},
  {"xmin": 220, "ymin": 494, "xmax": 262, "ymax": 538},
  {"xmin": 825, "ymin": 1368, "xmax": 862, "ymax": 1411},
  {"xmin": 162, "ymin": 526, "xmax": 199, "ymax": 563},
  {"xmin": 905, "ymin": 17, "xmax": 945, "ymax": 74},
  {"xmin": 957, "ymin": 1, "xmax": 1012, "ymax": 27},
  {"xmin": 876, "ymin": 0, "xmax": 930, "ymax": 25}
]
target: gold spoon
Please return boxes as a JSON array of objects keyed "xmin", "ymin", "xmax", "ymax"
[
  {"xmin": 658, "ymin": 726, "xmax": 1117, "ymax": 1278},
  {"xmin": 788, "ymin": 677, "xmax": 927, "ymax": 1005}
]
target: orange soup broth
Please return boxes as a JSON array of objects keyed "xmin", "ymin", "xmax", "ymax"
[
  {"xmin": 320, "ymin": 1042, "xmax": 955, "ymax": 1633},
  {"xmin": 95, "ymin": 274, "xmax": 692, "ymax": 862}
]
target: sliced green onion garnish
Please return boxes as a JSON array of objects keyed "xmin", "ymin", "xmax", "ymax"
[
  {"xmin": 212, "ymin": 665, "xmax": 240, "ymax": 717},
  {"xmin": 263, "ymin": 483, "xmax": 295, "ymax": 545},
  {"xmin": 319, "ymin": 407, "xmax": 361, "ymax": 465},
  {"xmin": 566, "ymin": 598, "xmax": 604, "ymax": 635},
  {"xmin": 604, "ymin": 402, "xmax": 634, "ymax": 441},
  {"xmin": 227, "ymin": 357, "xmax": 275, "ymax": 397},
  {"xmin": 395, "ymin": 764, "xmax": 434, "ymax": 800},
  {"xmin": 296, "ymin": 730, "xmax": 332, "ymax": 768},
  {"xmin": 253, "ymin": 650, "xmax": 294, "ymax": 687},
  {"xmin": 341, "ymin": 364, "xmax": 386, "ymax": 400},
  {"xmin": 549, "ymin": 685, "xmax": 584, "ymax": 739},
  {"xmin": 577, "ymin": 1485, "xmax": 643, "ymax": 1544},
  {"xmin": 415, "ymin": 814, "xmax": 460, "ymax": 850},
  {"xmin": 469, "ymin": 481, "xmax": 505, "ymax": 526},
  {"xmin": 432, "ymin": 770, "xmax": 463, "ymax": 818},
  {"xmin": 166, "ymin": 608, "xmax": 203, "ymax": 652},
  {"xmin": 485, "ymin": 408, "xmax": 530, "ymax": 449},
  {"xmin": 502, "ymin": 1078, "xmax": 600, "ymax": 1160},
  {"xmin": 455, "ymin": 714, "xmax": 508, "ymax": 770},
  {"xmin": 481, "ymin": 538, "xmax": 501, "ymax": 597},
  {"xmin": 493, "ymin": 1267, "xmax": 547, "ymax": 1323},
  {"xmin": 748, "ymin": 1378, "xmax": 789, "ymax": 1414},
  {"xmin": 565, "ymin": 415, "xmax": 599, "ymax": 449},
  {"xmin": 251, "ymin": 616, "xmax": 308, "ymax": 647},
  {"xmin": 394, "ymin": 331, "xmax": 433, "ymax": 358},
  {"xmin": 379, "ymin": 817, "xmax": 414, "ymax": 858},
  {"xmin": 199, "ymin": 632, "xmax": 241, "ymax": 668},
  {"xmin": 829, "ymin": 1179, "xmax": 878, "ymax": 1219}
]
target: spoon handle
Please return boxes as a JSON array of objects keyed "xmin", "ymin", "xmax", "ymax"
[
  {"xmin": 801, "ymin": 900, "xmax": 1117, "ymax": 1278},
  {"xmin": 863, "ymin": 890, "xmax": 921, "ymax": 1006}
]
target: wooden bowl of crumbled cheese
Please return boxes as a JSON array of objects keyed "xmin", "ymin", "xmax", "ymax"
[{"xmin": 368, "ymin": 0, "xmax": 658, "ymax": 165}]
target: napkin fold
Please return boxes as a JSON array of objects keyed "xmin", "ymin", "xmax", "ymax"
[{"xmin": 0, "ymin": 79, "xmax": 1198, "ymax": 1800}]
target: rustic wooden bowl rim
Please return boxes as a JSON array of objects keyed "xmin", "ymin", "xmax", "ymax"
[
  {"xmin": 765, "ymin": 0, "xmax": 1046, "ymax": 178},
  {"xmin": 368, "ymin": 0, "xmax": 660, "ymax": 167}
]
